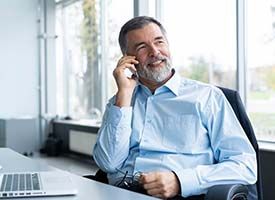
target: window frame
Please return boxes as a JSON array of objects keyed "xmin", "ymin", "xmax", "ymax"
[{"xmin": 43, "ymin": 0, "xmax": 275, "ymax": 143}]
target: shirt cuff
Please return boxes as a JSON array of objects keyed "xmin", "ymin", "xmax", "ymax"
[
  {"xmin": 177, "ymin": 168, "xmax": 202, "ymax": 197},
  {"xmin": 106, "ymin": 104, "xmax": 132, "ymax": 127}
]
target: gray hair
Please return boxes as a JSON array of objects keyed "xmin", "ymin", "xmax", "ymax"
[{"xmin": 118, "ymin": 16, "xmax": 167, "ymax": 54}]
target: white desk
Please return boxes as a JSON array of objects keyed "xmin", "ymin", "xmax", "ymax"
[{"xmin": 0, "ymin": 148, "xmax": 157, "ymax": 200}]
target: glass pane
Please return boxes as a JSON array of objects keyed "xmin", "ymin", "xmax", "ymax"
[
  {"xmin": 105, "ymin": 0, "xmax": 133, "ymax": 100},
  {"xmin": 55, "ymin": 7, "xmax": 64, "ymax": 116},
  {"xmin": 247, "ymin": 0, "xmax": 275, "ymax": 141},
  {"xmin": 56, "ymin": 0, "xmax": 133, "ymax": 119},
  {"xmin": 56, "ymin": 0, "xmax": 101, "ymax": 119},
  {"xmin": 161, "ymin": 0, "xmax": 237, "ymax": 89}
]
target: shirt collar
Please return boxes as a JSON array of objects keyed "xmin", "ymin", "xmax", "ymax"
[
  {"xmin": 161, "ymin": 69, "xmax": 181, "ymax": 96},
  {"xmin": 136, "ymin": 68, "xmax": 181, "ymax": 96}
]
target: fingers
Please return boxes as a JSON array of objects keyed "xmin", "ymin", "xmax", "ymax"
[
  {"xmin": 145, "ymin": 183, "xmax": 171, "ymax": 199},
  {"xmin": 146, "ymin": 187, "xmax": 164, "ymax": 197},
  {"xmin": 117, "ymin": 56, "xmax": 139, "ymax": 67},
  {"xmin": 140, "ymin": 172, "xmax": 157, "ymax": 184},
  {"xmin": 141, "ymin": 172, "xmax": 164, "ymax": 191},
  {"xmin": 142, "ymin": 179, "xmax": 160, "ymax": 190},
  {"xmin": 115, "ymin": 56, "xmax": 139, "ymax": 74},
  {"xmin": 140, "ymin": 172, "xmax": 180, "ymax": 199},
  {"xmin": 140, "ymin": 172, "xmax": 164, "ymax": 197}
]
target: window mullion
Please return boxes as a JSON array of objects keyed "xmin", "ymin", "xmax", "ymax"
[
  {"xmin": 236, "ymin": 0, "xmax": 247, "ymax": 105},
  {"xmin": 134, "ymin": 0, "xmax": 150, "ymax": 16}
]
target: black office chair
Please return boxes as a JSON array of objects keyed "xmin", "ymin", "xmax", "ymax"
[
  {"xmin": 85, "ymin": 87, "xmax": 262, "ymax": 200},
  {"xmin": 205, "ymin": 87, "xmax": 262, "ymax": 200}
]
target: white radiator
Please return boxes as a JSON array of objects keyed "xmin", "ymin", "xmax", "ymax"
[{"xmin": 69, "ymin": 130, "xmax": 97, "ymax": 156}]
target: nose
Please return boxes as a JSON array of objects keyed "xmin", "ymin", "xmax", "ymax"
[{"xmin": 148, "ymin": 44, "xmax": 160, "ymax": 57}]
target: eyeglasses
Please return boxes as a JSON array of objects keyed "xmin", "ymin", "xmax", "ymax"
[{"xmin": 114, "ymin": 168, "xmax": 142, "ymax": 188}]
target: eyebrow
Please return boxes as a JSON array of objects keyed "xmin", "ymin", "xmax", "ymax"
[
  {"xmin": 154, "ymin": 36, "xmax": 165, "ymax": 41},
  {"xmin": 134, "ymin": 36, "xmax": 165, "ymax": 49}
]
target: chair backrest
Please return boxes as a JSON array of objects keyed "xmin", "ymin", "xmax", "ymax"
[{"xmin": 218, "ymin": 86, "xmax": 263, "ymax": 200}]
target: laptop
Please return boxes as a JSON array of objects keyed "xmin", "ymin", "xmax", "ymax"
[{"xmin": 0, "ymin": 171, "xmax": 77, "ymax": 198}]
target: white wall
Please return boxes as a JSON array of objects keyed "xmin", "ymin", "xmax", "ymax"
[{"xmin": 0, "ymin": 0, "xmax": 39, "ymax": 117}]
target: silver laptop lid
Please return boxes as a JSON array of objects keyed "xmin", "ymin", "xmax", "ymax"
[{"xmin": 0, "ymin": 171, "xmax": 77, "ymax": 198}]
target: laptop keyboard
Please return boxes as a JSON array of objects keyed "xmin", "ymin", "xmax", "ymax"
[{"xmin": 0, "ymin": 173, "xmax": 41, "ymax": 192}]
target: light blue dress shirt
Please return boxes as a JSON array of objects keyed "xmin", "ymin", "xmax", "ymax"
[{"xmin": 93, "ymin": 71, "xmax": 257, "ymax": 197}]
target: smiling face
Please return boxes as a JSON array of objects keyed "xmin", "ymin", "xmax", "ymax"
[{"xmin": 125, "ymin": 23, "xmax": 172, "ymax": 83}]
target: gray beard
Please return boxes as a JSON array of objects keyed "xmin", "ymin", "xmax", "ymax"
[{"xmin": 137, "ymin": 58, "xmax": 172, "ymax": 83}]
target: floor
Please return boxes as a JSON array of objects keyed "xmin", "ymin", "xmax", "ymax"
[{"xmin": 31, "ymin": 152, "xmax": 99, "ymax": 177}]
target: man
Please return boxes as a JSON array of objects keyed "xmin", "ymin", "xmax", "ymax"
[{"xmin": 93, "ymin": 16, "xmax": 257, "ymax": 199}]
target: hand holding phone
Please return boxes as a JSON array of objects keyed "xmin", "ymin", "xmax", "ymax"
[
  {"xmin": 113, "ymin": 56, "xmax": 139, "ymax": 107},
  {"xmin": 114, "ymin": 55, "xmax": 139, "ymax": 83}
]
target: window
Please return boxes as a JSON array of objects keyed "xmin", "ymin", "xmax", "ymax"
[
  {"xmin": 247, "ymin": 0, "xmax": 275, "ymax": 141},
  {"xmin": 55, "ymin": 0, "xmax": 133, "ymax": 119},
  {"xmin": 56, "ymin": 0, "xmax": 101, "ymax": 119},
  {"xmin": 160, "ymin": 0, "xmax": 237, "ymax": 89},
  {"xmin": 54, "ymin": 0, "xmax": 275, "ymax": 142},
  {"xmin": 159, "ymin": 0, "xmax": 275, "ymax": 141}
]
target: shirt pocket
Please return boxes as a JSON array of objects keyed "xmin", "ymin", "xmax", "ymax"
[{"xmin": 162, "ymin": 114, "xmax": 197, "ymax": 152}]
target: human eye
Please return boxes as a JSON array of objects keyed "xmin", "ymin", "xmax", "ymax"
[
  {"xmin": 155, "ymin": 39, "xmax": 165, "ymax": 45},
  {"xmin": 136, "ymin": 44, "xmax": 146, "ymax": 52}
]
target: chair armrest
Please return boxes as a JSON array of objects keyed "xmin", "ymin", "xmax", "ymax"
[
  {"xmin": 205, "ymin": 184, "xmax": 248, "ymax": 200},
  {"xmin": 83, "ymin": 169, "xmax": 108, "ymax": 184}
]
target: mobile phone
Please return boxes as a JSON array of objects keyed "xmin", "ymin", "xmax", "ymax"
[
  {"xmin": 124, "ymin": 68, "xmax": 138, "ymax": 79},
  {"xmin": 133, "ymin": 63, "xmax": 139, "ymax": 78}
]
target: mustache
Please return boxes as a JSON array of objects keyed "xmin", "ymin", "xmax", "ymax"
[{"xmin": 145, "ymin": 55, "xmax": 169, "ymax": 66}]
